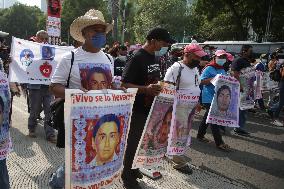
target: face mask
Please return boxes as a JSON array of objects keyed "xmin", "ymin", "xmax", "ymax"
[
  {"xmin": 91, "ymin": 33, "xmax": 106, "ymax": 49},
  {"xmin": 188, "ymin": 59, "xmax": 200, "ymax": 68},
  {"xmin": 155, "ymin": 47, "xmax": 168, "ymax": 56},
  {"xmin": 216, "ymin": 58, "xmax": 226, "ymax": 66}
]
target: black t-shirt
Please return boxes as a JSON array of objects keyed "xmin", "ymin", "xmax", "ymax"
[
  {"xmin": 114, "ymin": 57, "xmax": 126, "ymax": 76},
  {"xmin": 122, "ymin": 48, "xmax": 160, "ymax": 112},
  {"xmin": 231, "ymin": 57, "xmax": 251, "ymax": 72}
]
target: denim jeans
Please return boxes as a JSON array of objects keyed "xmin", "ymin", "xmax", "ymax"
[
  {"xmin": 0, "ymin": 159, "xmax": 10, "ymax": 189},
  {"xmin": 49, "ymin": 164, "xmax": 65, "ymax": 189},
  {"xmin": 239, "ymin": 109, "xmax": 247, "ymax": 129},
  {"xmin": 28, "ymin": 88, "xmax": 54, "ymax": 138}
]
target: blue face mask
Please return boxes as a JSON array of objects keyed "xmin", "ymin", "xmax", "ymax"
[
  {"xmin": 216, "ymin": 58, "xmax": 226, "ymax": 66},
  {"xmin": 91, "ymin": 33, "xmax": 106, "ymax": 49},
  {"xmin": 155, "ymin": 47, "xmax": 168, "ymax": 56}
]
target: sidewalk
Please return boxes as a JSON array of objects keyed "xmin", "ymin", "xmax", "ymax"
[{"xmin": 7, "ymin": 96, "xmax": 249, "ymax": 189}]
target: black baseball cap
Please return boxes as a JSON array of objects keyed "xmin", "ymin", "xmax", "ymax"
[{"xmin": 146, "ymin": 27, "xmax": 175, "ymax": 44}]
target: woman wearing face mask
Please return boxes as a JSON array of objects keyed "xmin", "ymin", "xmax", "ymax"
[{"xmin": 197, "ymin": 50, "xmax": 231, "ymax": 152}]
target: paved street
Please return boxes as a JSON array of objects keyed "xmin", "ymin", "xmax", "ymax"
[{"xmin": 6, "ymin": 96, "xmax": 284, "ymax": 189}]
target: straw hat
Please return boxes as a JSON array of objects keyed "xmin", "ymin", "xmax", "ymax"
[{"xmin": 70, "ymin": 9, "xmax": 113, "ymax": 43}]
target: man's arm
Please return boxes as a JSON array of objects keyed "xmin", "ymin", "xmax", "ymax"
[
  {"xmin": 49, "ymin": 83, "xmax": 65, "ymax": 99},
  {"xmin": 122, "ymin": 82, "xmax": 161, "ymax": 96}
]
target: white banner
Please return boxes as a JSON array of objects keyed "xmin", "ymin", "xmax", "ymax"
[
  {"xmin": 65, "ymin": 89, "xmax": 137, "ymax": 189},
  {"xmin": 9, "ymin": 37, "xmax": 73, "ymax": 84},
  {"xmin": 132, "ymin": 83, "xmax": 175, "ymax": 169},
  {"xmin": 239, "ymin": 67, "xmax": 256, "ymax": 110},
  {"xmin": 167, "ymin": 89, "xmax": 199, "ymax": 156},
  {"xmin": 206, "ymin": 74, "xmax": 240, "ymax": 127}
]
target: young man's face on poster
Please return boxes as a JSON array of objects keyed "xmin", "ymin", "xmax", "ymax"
[
  {"xmin": 88, "ymin": 72, "xmax": 108, "ymax": 90},
  {"xmin": 217, "ymin": 87, "xmax": 231, "ymax": 112},
  {"xmin": 92, "ymin": 121, "xmax": 120, "ymax": 165}
]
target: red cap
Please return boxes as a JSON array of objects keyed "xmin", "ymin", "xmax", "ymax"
[
  {"xmin": 184, "ymin": 44, "xmax": 207, "ymax": 57},
  {"xmin": 215, "ymin": 50, "xmax": 227, "ymax": 57},
  {"xmin": 226, "ymin": 53, "xmax": 234, "ymax": 61}
]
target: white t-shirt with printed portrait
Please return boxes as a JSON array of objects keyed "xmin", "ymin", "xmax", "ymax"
[{"xmin": 51, "ymin": 46, "xmax": 114, "ymax": 89}]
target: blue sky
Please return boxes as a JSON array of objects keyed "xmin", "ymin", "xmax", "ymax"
[{"xmin": 17, "ymin": 0, "xmax": 41, "ymax": 7}]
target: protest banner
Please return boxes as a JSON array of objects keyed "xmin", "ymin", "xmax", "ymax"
[
  {"xmin": 78, "ymin": 63, "xmax": 113, "ymax": 91},
  {"xmin": 9, "ymin": 37, "xmax": 73, "ymax": 84},
  {"xmin": 0, "ymin": 72, "xmax": 11, "ymax": 160},
  {"xmin": 239, "ymin": 67, "xmax": 256, "ymax": 110},
  {"xmin": 65, "ymin": 88, "xmax": 137, "ymax": 189},
  {"xmin": 132, "ymin": 83, "xmax": 175, "ymax": 169},
  {"xmin": 167, "ymin": 89, "xmax": 200, "ymax": 156},
  {"xmin": 206, "ymin": 74, "xmax": 240, "ymax": 127},
  {"xmin": 47, "ymin": 0, "xmax": 62, "ymax": 45},
  {"xmin": 255, "ymin": 71, "xmax": 262, "ymax": 100}
]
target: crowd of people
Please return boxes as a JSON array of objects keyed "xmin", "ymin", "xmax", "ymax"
[{"xmin": 0, "ymin": 9, "xmax": 283, "ymax": 189}]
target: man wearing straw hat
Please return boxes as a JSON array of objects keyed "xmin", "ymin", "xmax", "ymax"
[{"xmin": 49, "ymin": 9, "xmax": 114, "ymax": 188}]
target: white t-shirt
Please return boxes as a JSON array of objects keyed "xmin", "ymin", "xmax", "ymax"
[
  {"xmin": 164, "ymin": 61, "xmax": 201, "ymax": 91},
  {"xmin": 51, "ymin": 47, "xmax": 114, "ymax": 89}
]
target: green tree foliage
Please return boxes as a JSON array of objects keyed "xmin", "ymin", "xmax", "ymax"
[
  {"xmin": 133, "ymin": 0, "xmax": 190, "ymax": 43},
  {"xmin": 61, "ymin": 0, "xmax": 110, "ymax": 44},
  {"xmin": 0, "ymin": 3, "xmax": 45, "ymax": 43},
  {"xmin": 193, "ymin": 0, "xmax": 284, "ymax": 41}
]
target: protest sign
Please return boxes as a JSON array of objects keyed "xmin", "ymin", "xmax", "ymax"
[
  {"xmin": 206, "ymin": 74, "xmax": 240, "ymax": 127},
  {"xmin": 0, "ymin": 72, "xmax": 11, "ymax": 160},
  {"xmin": 255, "ymin": 71, "xmax": 262, "ymax": 99},
  {"xmin": 167, "ymin": 89, "xmax": 199, "ymax": 156},
  {"xmin": 47, "ymin": 0, "xmax": 62, "ymax": 44},
  {"xmin": 132, "ymin": 83, "xmax": 175, "ymax": 169},
  {"xmin": 239, "ymin": 67, "xmax": 256, "ymax": 110},
  {"xmin": 65, "ymin": 89, "xmax": 137, "ymax": 189},
  {"xmin": 78, "ymin": 63, "xmax": 113, "ymax": 90},
  {"xmin": 9, "ymin": 37, "xmax": 73, "ymax": 84}
]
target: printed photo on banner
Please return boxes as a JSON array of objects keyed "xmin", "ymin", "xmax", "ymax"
[
  {"xmin": 9, "ymin": 37, "xmax": 74, "ymax": 84},
  {"xmin": 48, "ymin": 0, "xmax": 61, "ymax": 18},
  {"xmin": 78, "ymin": 63, "xmax": 112, "ymax": 90},
  {"xmin": 206, "ymin": 75, "xmax": 240, "ymax": 127},
  {"xmin": 132, "ymin": 83, "xmax": 175, "ymax": 169},
  {"xmin": 0, "ymin": 72, "xmax": 11, "ymax": 160},
  {"xmin": 255, "ymin": 71, "xmax": 262, "ymax": 99},
  {"xmin": 239, "ymin": 67, "xmax": 256, "ymax": 110},
  {"xmin": 167, "ymin": 89, "xmax": 200, "ymax": 156},
  {"xmin": 65, "ymin": 89, "xmax": 137, "ymax": 189}
]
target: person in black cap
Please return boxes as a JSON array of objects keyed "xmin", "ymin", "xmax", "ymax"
[{"xmin": 121, "ymin": 27, "xmax": 175, "ymax": 188}]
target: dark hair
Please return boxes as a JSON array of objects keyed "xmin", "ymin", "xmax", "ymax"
[
  {"xmin": 271, "ymin": 52, "xmax": 278, "ymax": 59},
  {"xmin": 240, "ymin": 44, "xmax": 253, "ymax": 54},
  {"xmin": 93, "ymin": 114, "xmax": 120, "ymax": 138},
  {"xmin": 0, "ymin": 96, "xmax": 4, "ymax": 112},
  {"xmin": 108, "ymin": 47, "xmax": 119, "ymax": 58},
  {"xmin": 217, "ymin": 85, "xmax": 231, "ymax": 99},
  {"xmin": 162, "ymin": 106, "xmax": 173, "ymax": 122},
  {"xmin": 119, "ymin": 45, "xmax": 127, "ymax": 51},
  {"xmin": 86, "ymin": 67, "xmax": 112, "ymax": 89}
]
